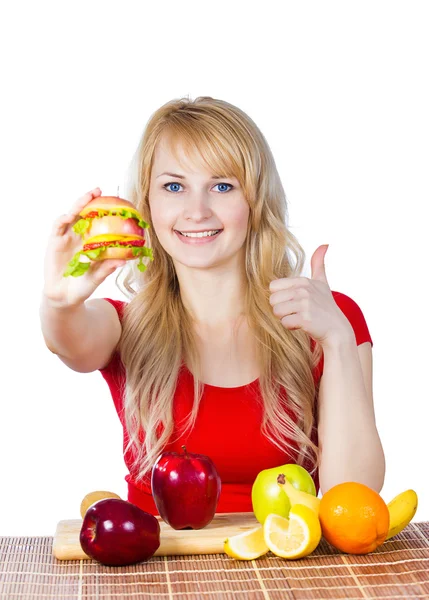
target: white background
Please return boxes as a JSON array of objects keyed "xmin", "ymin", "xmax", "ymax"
[{"xmin": 1, "ymin": 1, "xmax": 428, "ymax": 536}]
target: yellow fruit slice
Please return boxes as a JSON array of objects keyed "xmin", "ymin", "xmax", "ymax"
[
  {"xmin": 263, "ymin": 505, "xmax": 322, "ymax": 559},
  {"xmin": 80, "ymin": 490, "xmax": 122, "ymax": 518},
  {"xmin": 224, "ymin": 525, "xmax": 269, "ymax": 560}
]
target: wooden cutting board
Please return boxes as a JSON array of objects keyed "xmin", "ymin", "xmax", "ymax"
[{"xmin": 53, "ymin": 512, "xmax": 259, "ymax": 559}]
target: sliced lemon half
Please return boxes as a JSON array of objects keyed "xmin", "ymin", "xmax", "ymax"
[
  {"xmin": 224, "ymin": 525, "xmax": 269, "ymax": 560},
  {"xmin": 263, "ymin": 504, "xmax": 322, "ymax": 559}
]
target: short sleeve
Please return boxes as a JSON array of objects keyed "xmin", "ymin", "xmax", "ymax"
[
  {"xmin": 332, "ymin": 291, "xmax": 373, "ymax": 347},
  {"xmin": 102, "ymin": 297, "xmax": 127, "ymax": 324},
  {"xmin": 98, "ymin": 298, "xmax": 128, "ymax": 374}
]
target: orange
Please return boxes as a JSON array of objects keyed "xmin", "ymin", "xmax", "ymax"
[{"xmin": 319, "ymin": 482, "xmax": 390, "ymax": 554}]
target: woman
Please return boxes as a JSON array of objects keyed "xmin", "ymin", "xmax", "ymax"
[{"xmin": 40, "ymin": 96, "xmax": 385, "ymax": 514}]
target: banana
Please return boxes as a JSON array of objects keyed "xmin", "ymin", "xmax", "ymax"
[
  {"xmin": 385, "ymin": 489, "xmax": 418, "ymax": 540},
  {"xmin": 277, "ymin": 473, "xmax": 321, "ymax": 516}
]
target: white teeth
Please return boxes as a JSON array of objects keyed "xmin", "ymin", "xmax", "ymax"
[{"xmin": 179, "ymin": 230, "xmax": 220, "ymax": 238}]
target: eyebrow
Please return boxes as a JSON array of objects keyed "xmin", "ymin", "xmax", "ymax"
[{"xmin": 156, "ymin": 171, "xmax": 227, "ymax": 180}]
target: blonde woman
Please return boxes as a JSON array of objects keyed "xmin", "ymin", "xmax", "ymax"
[{"xmin": 40, "ymin": 96, "xmax": 385, "ymax": 514}]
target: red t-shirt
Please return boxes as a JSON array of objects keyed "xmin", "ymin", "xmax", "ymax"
[{"xmin": 99, "ymin": 291, "xmax": 373, "ymax": 514}]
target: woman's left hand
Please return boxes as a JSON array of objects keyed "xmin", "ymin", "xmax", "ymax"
[{"xmin": 269, "ymin": 244, "xmax": 354, "ymax": 347}]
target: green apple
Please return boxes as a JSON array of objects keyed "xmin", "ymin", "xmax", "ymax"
[{"xmin": 251, "ymin": 463, "xmax": 317, "ymax": 524}]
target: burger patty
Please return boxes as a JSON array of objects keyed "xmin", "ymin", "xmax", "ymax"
[{"xmin": 83, "ymin": 239, "xmax": 146, "ymax": 251}]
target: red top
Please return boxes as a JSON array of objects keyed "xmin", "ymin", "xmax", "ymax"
[{"xmin": 99, "ymin": 291, "xmax": 373, "ymax": 515}]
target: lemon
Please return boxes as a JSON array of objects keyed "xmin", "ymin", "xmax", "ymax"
[
  {"xmin": 263, "ymin": 505, "xmax": 322, "ymax": 559},
  {"xmin": 224, "ymin": 525, "xmax": 269, "ymax": 560}
]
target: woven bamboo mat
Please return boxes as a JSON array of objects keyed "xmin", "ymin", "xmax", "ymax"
[{"xmin": 1, "ymin": 522, "xmax": 429, "ymax": 600}]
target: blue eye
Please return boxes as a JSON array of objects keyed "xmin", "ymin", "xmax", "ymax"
[
  {"xmin": 163, "ymin": 182, "xmax": 233, "ymax": 193},
  {"xmin": 214, "ymin": 183, "xmax": 233, "ymax": 193},
  {"xmin": 164, "ymin": 182, "xmax": 183, "ymax": 193}
]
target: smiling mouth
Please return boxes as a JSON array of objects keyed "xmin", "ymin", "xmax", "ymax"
[
  {"xmin": 174, "ymin": 229, "xmax": 223, "ymax": 243},
  {"xmin": 174, "ymin": 229, "xmax": 223, "ymax": 238}
]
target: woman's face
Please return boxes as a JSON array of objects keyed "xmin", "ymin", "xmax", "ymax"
[{"xmin": 148, "ymin": 135, "xmax": 250, "ymax": 271}]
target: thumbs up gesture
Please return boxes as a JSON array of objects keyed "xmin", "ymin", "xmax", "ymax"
[{"xmin": 269, "ymin": 245, "xmax": 353, "ymax": 347}]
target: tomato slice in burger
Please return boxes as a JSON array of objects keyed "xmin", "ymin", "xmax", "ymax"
[{"xmin": 84, "ymin": 211, "xmax": 105, "ymax": 218}]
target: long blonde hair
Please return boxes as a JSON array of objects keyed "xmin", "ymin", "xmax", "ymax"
[{"xmin": 115, "ymin": 96, "xmax": 323, "ymax": 484}]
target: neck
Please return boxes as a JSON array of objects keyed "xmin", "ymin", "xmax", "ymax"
[{"xmin": 174, "ymin": 260, "xmax": 248, "ymax": 328}]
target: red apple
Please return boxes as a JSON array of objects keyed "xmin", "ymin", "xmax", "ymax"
[
  {"xmin": 151, "ymin": 445, "xmax": 221, "ymax": 530},
  {"xmin": 80, "ymin": 498, "xmax": 160, "ymax": 566}
]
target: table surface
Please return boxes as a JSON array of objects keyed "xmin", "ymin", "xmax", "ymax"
[{"xmin": 1, "ymin": 521, "xmax": 429, "ymax": 600}]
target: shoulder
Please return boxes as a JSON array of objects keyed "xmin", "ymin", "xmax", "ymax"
[
  {"xmin": 331, "ymin": 290, "xmax": 373, "ymax": 347},
  {"xmin": 331, "ymin": 290, "xmax": 364, "ymax": 313}
]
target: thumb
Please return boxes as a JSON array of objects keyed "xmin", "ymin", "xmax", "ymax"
[{"xmin": 310, "ymin": 244, "xmax": 329, "ymax": 283}]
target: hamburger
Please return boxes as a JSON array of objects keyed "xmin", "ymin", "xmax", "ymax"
[{"xmin": 63, "ymin": 196, "xmax": 153, "ymax": 277}]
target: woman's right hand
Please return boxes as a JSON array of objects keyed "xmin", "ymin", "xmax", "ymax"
[{"xmin": 42, "ymin": 188, "xmax": 126, "ymax": 308}]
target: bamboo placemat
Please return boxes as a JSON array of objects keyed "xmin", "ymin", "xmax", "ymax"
[{"xmin": 1, "ymin": 522, "xmax": 429, "ymax": 599}]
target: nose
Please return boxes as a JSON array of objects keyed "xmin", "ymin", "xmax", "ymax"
[{"xmin": 182, "ymin": 190, "xmax": 213, "ymax": 222}]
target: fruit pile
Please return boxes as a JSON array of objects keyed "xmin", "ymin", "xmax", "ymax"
[
  {"xmin": 224, "ymin": 464, "xmax": 419, "ymax": 560},
  {"xmin": 77, "ymin": 453, "xmax": 418, "ymax": 566}
]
